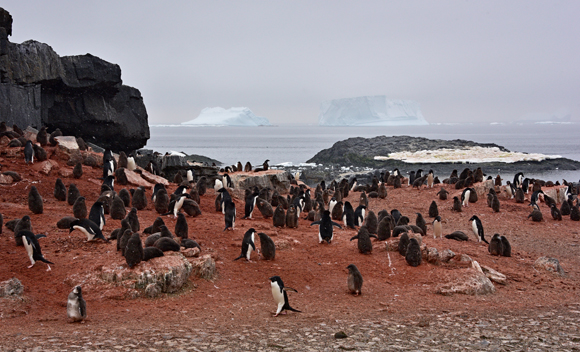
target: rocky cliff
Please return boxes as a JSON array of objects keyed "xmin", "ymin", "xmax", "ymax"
[{"xmin": 0, "ymin": 7, "xmax": 149, "ymax": 151}]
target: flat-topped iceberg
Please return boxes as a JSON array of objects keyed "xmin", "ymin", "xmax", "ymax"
[
  {"xmin": 182, "ymin": 107, "xmax": 271, "ymax": 126},
  {"xmin": 319, "ymin": 96, "xmax": 429, "ymax": 126}
]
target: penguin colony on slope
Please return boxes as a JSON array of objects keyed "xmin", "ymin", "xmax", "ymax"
[{"xmin": 2, "ymin": 122, "xmax": 580, "ymax": 319}]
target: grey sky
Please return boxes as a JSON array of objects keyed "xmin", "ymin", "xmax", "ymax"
[{"xmin": 4, "ymin": 1, "xmax": 579, "ymax": 124}]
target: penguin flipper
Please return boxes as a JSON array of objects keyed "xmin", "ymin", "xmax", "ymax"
[
  {"xmin": 250, "ymin": 242, "xmax": 256, "ymax": 251},
  {"xmin": 310, "ymin": 221, "xmax": 321, "ymax": 226},
  {"xmin": 349, "ymin": 235, "xmax": 358, "ymax": 241},
  {"xmin": 35, "ymin": 234, "xmax": 47, "ymax": 240},
  {"xmin": 284, "ymin": 304, "xmax": 301, "ymax": 313},
  {"xmin": 331, "ymin": 222, "xmax": 343, "ymax": 229},
  {"xmin": 369, "ymin": 234, "xmax": 378, "ymax": 239},
  {"xmin": 233, "ymin": 254, "xmax": 244, "ymax": 261},
  {"xmin": 283, "ymin": 287, "xmax": 298, "ymax": 293},
  {"xmin": 39, "ymin": 257, "xmax": 54, "ymax": 265}
]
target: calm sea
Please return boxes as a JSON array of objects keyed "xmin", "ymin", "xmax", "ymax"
[{"xmin": 146, "ymin": 123, "xmax": 580, "ymax": 182}]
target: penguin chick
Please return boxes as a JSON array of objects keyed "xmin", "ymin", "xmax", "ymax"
[
  {"xmin": 67, "ymin": 286, "xmax": 87, "ymax": 322},
  {"xmin": 346, "ymin": 264, "xmax": 363, "ymax": 296}
]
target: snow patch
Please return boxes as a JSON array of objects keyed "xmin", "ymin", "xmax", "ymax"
[
  {"xmin": 319, "ymin": 96, "xmax": 429, "ymax": 126},
  {"xmin": 375, "ymin": 146, "xmax": 562, "ymax": 164},
  {"xmin": 182, "ymin": 107, "xmax": 271, "ymax": 126}
]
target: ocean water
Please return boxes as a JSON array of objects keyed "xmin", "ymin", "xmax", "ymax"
[{"xmin": 146, "ymin": 123, "xmax": 580, "ymax": 182}]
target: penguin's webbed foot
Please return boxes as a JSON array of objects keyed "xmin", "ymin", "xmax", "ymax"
[
  {"xmin": 46, "ymin": 265, "xmax": 52, "ymax": 272},
  {"xmin": 27, "ymin": 264, "xmax": 34, "ymax": 269}
]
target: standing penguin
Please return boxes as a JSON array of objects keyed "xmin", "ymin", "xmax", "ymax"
[
  {"xmin": 377, "ymin": 217, "xmax": 392, "ymax": 240},
  {"xmin": 54, "ymin": 178, "xmax": 67, "ymax": 201},
  {"xmin": 398, "ymin": 232, "xmax": 410, "ymax": 256},
  {"xmin": 28, "ymin": 186, "xmax": 43, "ymax": 214},
  {"xmin": 550, "ymin": 203, "xmax": 562, "ymax": 221},
  {"xmin": 364, "ymin": 210, "xmax": 378, "ymax": 235},
  {"xmin": 175, "ymin": 213, "xmax": 188, "ymax": 239},
  {"xmin": 72, "ymin": 162, "xmax": 83, "ymax": 179},
  {"xmin": 126, "ymin": 207, "xmax": 140, "ymax": 232},
  {"xmin": 500, "ymin": 236, "xmax": 512, "ymax": 257},
  {"xmin": 432, "ymin": 216, "xmax": 442, "ymax": 239},
  {"xmin": 234, "ymin": 228, "xmax": 257, "ymax": 261},
  {"xmin": 154, "ymin": 188, "xmax": 170, "ymax": 214},
  {"xmin": 346, "ymin": 264, "xmax": 363, "ymax": 296},
  {"xmin": 19, "ymin": 230, "xmax": 53, "ymax": 271},
  {"xmin": 286, "ymin": 205, "xmax": 298, "ymax": 228},
  {"xmin": 67, "ymin": 184, "xmax": 81, "ymax": 206},
  {"xmin": 88, "ymin": 201, "xmax": 106, "ymax": 230},
  {"xmin": 415, "ymin": 213, "xmax": 427, "ymax": 235},
  {"xmin": 427, "ymin": 170, "xmax": 435, "ymax": 188},
  {"xmin": 311, "ymin": 210, "xmax": 342, "ymax": 244},
  {"xmin": 67, "ymin": 286, "xmax": 87, "ymax": 322},
  {"xmin": 243, "ymin": 188, "xmax": 260, "ymax": 219},
  {"xmin": 132, "ymin": 186, "xmax": 147, "ymax": 210},
  {"xmin": 491, "ymin": 194, "xmax": 500, "ymax": 213},
  {"xmin": 273, "ymin": 204, "xmax": 286, "ymax": 228},
  {"xmin": 570, "ymin": 204, "xmax": 580, "ymax": 221},
  {"xmin": 72, "ymin": 196, "xmax": 87, "ymax": 219},
  {"xmin": 24, "ymin": 140, "xmax": 34, "ymax": 164},
  {"xmin": 349, "ymin": 226, "xmax": 377, "ymax": 254},
  {"xmin": 223, "ymin": 199, "xmax": 236, "ymax": 231},
  {"xmin": 256, "ymin": 198, "xmax": 274, "ymax": 219},
  {"xmin": 488, "ymin": 234, "xmax": 503, "ymax": 256},
  {"xmin": 257, "ymin": 232, "xmax": 275, "ymax": 260},
  {"xmin": 110, "ymin": 196, "xmax": 127, "ymax": 220},
  {"xmin": 461, "ymin": 188, "xmax": 472, "ymax": 207},
  {"xmin": 354, "ymin": 205, "xmax": 366, "ymax": 226},
  {"xmin": 405, "ymin": 238, "xmax": 422, "ymax": 267},
  {"xmin": 469, "ymin": 215, "xmax": 488, "ymax": 244},
  {"xmin": 514, "ymin": 187, "xmax": 525, "ymax": 203},
  {"xmin": 269, "ymin": 276, "xmax": 301, "ymax": 317},
  {"xmin": 428, "ymin": 200, "xmax": 438, "ymax": 218},
  {"xmin": 36, "ymin": 127, "xmax": 48, "ymax": 146},
  {"xmin": 125, "ymin": 232, "xmax": 144, "ymax": 268},
  {"xmin": 342, "ymin": 201, "xmax": 356, "ymax": 229}
]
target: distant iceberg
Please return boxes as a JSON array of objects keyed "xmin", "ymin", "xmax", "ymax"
[
  {"xmin": 318, "ymin": 96, "xmax": 429, "ymax": 126},
  {"xmin": 182, "ymin": 107, "xmax": 271, "ymax": 126}
]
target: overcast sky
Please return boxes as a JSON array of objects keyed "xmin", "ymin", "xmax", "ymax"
[{"xmin": 4, "ymin": 1, "xmax": 579, "ymax": 125}]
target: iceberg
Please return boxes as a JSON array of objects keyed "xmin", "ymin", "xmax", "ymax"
[
  {"xmin": 318, "ymin": 96, "xmax": 428, "ymax": 126},
  {"xmin": 182, "ymin": 107, "xmax": 271, "ymax": 126}
]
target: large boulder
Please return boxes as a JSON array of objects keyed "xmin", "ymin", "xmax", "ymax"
[
  {"xmin": 230, "ymin": 170, "xmax": 291, "ymax": 193},
  {"xmin": 436, "ymin": 261, "xmax": 496, "ymax": 296},
  {"xmin": 534, "ymin": 256, "xmax": 565, "ymax": 276},
  {"xmin": 0, "ymin": 8, "xmax": 149, "ymax": 151},
  {"xmin": 0, "ymin": 278, "xmax": 23, "ymax": 297}
]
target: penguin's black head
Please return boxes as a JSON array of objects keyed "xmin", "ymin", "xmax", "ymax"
[
  {"xmin": 469, "ymin": 215, "xmax": 478, "ymax": 222},
  {"xmin": 74, "ymin": 285, "xmax": 82, "ymax": 296},
  {"xmin": 434, "ymin": 215, "xmax": 441, "ymax": 222},
  {"xmin": 269, "ymin": 276, "xmax": 282, "ymax": 285}
]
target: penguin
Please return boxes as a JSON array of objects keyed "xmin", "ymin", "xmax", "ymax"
[
  {"xmin": 13, "ymin": 215, "xmax": 33, "ymax": 246},
  {"xmin": 328, "ymin": 197, "xmax": 338, "ymax": 215},
  {"xmin": 118, "ymin": 151, "xmax": 128, "ymax": 169},
  {"xmin": 346, "ymin": 264, "xmax": 363, "ymax": 296},
  {"xmin": 24, "ymin": 140, "xmax": 34, "ymax": 164},
  {"xmin": 427, "ymin": 170, "xmax": 434, "ymax": 188},
  {"xmin": 154, "ymin": 188, "xmax": 170, "ymax": 214},
  {"xmin": 222, "ymin": 173, "xmax": 232, "ymax": 188},
  {"xmin": 445, "ymin": 231, "xmax": 469, "ymax": 241},
  {"xmin": 143, "ymin": 247, "xmax": 165, "ymax": 261},
  {"xmin": 132, "ymin": 186, "xmax": 147, "ymax": 210},
  {"xmin": 285, "ymin": 205, "xmax": 298, "ymax": 229},
  {"xmin": 217, "ymin": 188, "xmax": 232, "ymax": 214},
  {"xmin": 513, "ymin": 172, "xmax": 524, "ymax": 189},
  {"xmin": 67, "ymin": 286, "xmax": 87, "ymax": 322},
  {"xmin": 269, "ymin": 276, "xmax": 301, "ymax": 317},
  {"xmin": 398, "ymin": 232, "xmax": 410, "ymax": 256},
  {"xmin": 118, "ymin": 228, "xmax": 133, "ymax": 254},
  {"xmin": 214, "ymin": 178, "xmax": 224, "ymax": 192},
  {"xmin": 243, "ymin": 188, "xmax": 260, "ymax": 219},
  {"xmin": 530, "ymin": 190, "xmax": 544, "ymax": 205},
  {"xmin": 257, "ymin": 232, "xmax": 275, "ymax": 260},
  {"xmin": 378, "ymin": 183, "xmax": 387, "ymax": 199},
  {"xmin": 437, "ymin": 187, "xmax": 449, "ymax": 200},
  {"xmin": 244, "ymin": 162, "xmax": 252, "ymax": 172},
  {"xmin": 491, "ymin": 194, "xmax": 500, "ymax": 213},
  {"xmin": 110, "ymin": 196, "xmax": 127, "ymax": 220},
  {"xmin": 363, "ymin": 210, "xmax": 378, "ymax": 234},
  {"xmin": 111, "ymin": 218, "xmax": 131, "ymax": 243},
  {"xmin": 153, "ymin": 237, "xmax": 181, "ymax": 252},
  {"xmin": 126, "ymin": 155, "xmax": 136, "ymax": 171},
  {"xmin": 342, "ymin": 201, "xmax": 356, "ymax": 229},
  {"xmin": 255, "ymin": 198, "xmax": 273, "ymax": 219},
  {"xmin": 117, "ymin": 188, "xmax": 131, "ymax": 207},
  {"xmin": 350, "ymin": 226, "xmax": 377, "ymax": 254},
  {"xmin": 488, "ymin": 234, "xmax": 503, "ymax": 256},
  {"xmin": 505, "ymin": 181, "xmax": 514, "ymax": 199},
  {"xmin": 469, "ymin": 215, "xmax": 488, "ymax": 244},
  {"xmin": 102, "ymin": 176, "xmax": 115, "ymax": 193},
  {"xmin": 359, "ymin": 192, "xmax": 368, "ymax": 208},
  {"xmin": 69, "ymin": 219, "xmax": 108, "ymax": 242},
  {"xmin": 173, "ymin": 172, "xmax": 183, "ymax": 185},
  {"xmin": 550, "ymin": 203, "xmax": 562, "ymax": 221},
  {"xmin": 432, "ymin": 216, "xmax": 442, "ymax": 239},
  {"xmin": 405, "ymin": 238, "xmax": 422, "ymax": 267},
  {"xmin": 311, "ymin": 210, "xmax": 342, "ymax": 244},
  {"xmin": 452, "ymin": 196, "xmax": 462, "ymax": 212},
  {"xmin": 173, "ymin": 185, "xmax": 188, "ymax": 196},
  {"xmin": 377, "ymin": 217, "xmax": 392, "ymax": 240},
  {"xmin": 125, "ymin": 233, "xmax": 144, "ymax": 268},
  {"xmin": 461, "ymin": 188, "xmax": 472, "ymax": 207},
  {"xmin": 515, "ymin": 187, "xmax": 525, "ymax": 203},
  {"xmin": 144, "ymin": 224, "xmax": 173, "ymax": 247},
  {"xmin": 528, "ymin": 203, "xmax": 543, "ymax": 222},
  {"xmin": 412, "ymin": 175, "xmax": 428, "ymax": 189},
  {"xmin": 234, "ymin": 228, "xmax": 257, "ymax": 261},
  {"xmin": 349, "ymin": 177, "xmax": 358, "ymax": 192},
  {"xmin": 236, "ymin": 161, "xmax": 243, "ymax": 172},
  {"xmin": 103, "ymin": 159, "xmax": 115, "ymax": 180},
  {"xmin": 522, "ymin": 178, "xmax": 531, "ymax": 194},
  {"xmin": 223, "ymin": 199, "xmax": 236, "ymax": 231},
  {"xmin": 560, "ymin": 197, "xmax": 571, "ymax": 216},
  {"xmin": 36, "ymin": 126, "xmax": 48, "ymax": 146},
  {"xmin": 409, "ymin": 171, "xmax": 416, "ymax": 186},
  {"xmin": 54, "ymin": 178, "xmax": 67, "ymax": 201},
  {"xmin": 19, "ymin": 230, "xmax": 53, "ymax": 271},
  {"xmin": 144, "ymin": 217, "xmax": 165, "ymax": 235},
  {"xmin": 175, "ymin": 212, "xmax": 188, "ymax": 239},
  {"xmin": 570, "ymin": 204, "xmax": 580, "ymax": 221},
  {"xmin": 180, "ymin": 238, "xmax": 201, "ymax": 250},
  {"xmin": 354, "ymin": 205, "xmax": 366, "ymax": 226},
  {"xmin": 188, "ymin": 188, "xmax": 200, "ymax": 204},
  {"xmin": 88, "ymin": 201, "xmax": 106, "ymax": 230},
  {"xmin": 72, "ymin": 196, "xmax": 87, "ymax": 219},
  {"xmin": 273, "ymin": 204, "xmax": 286, "ymax": 228},
  {"xmin": 196, "ymin": 176, "xmax": 208, "ymax": 196},
  {"xmin": 28, "ymin": 186, "xmax": 43, "ymax": 214},
  {"xmin": 126, "ymin": 207, "xmax": 140, "ymax": 232},
  {"xmin": 500, "ymin": 235, "xmax": 512, "ymax": 257},
  {"xmin": 428, "ymin": 200, "xmax": 438, "ymax": 218},
  {"xmin": 152, "ymin": 183, "xmax": 166, "ymax": 203}
]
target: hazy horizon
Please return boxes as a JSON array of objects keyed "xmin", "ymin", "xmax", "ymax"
[{"xmin": 3, "ymin": 1, "xmax": 579, "ymax": 125}]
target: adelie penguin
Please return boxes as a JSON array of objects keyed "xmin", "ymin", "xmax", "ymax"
[
  {"xmin": 132, "ymin": 186, "xmax": 147, "ymax": 210},
  {"xmin": 437, "ymin": 187, "xmax": 449, "ymax": 200},
  {"xmin": 72, "ymin": 196, "xmax": 87, "ymax": 219},
  {"xmin": 469, "ymin": 215, "xmax": 488, "ymax": 244},
  {"xmin": 70, "ymin": 219, "xmax": 109, "ymax": 242},
  {"xmin": 488, "ymin": 234, "xmax": 503, "ymax": 256},
  {"xmin": 28, "ymin": 186, "xmax": 43, "ymax": 214},
  {"xmin": 243, "ymin": 188, "xmax": 260, "ymax": 219},
  {"xmin": 350, "ymin": 226, "xmax": 377, "ymax": 254},
  {"xmin": 234, "ymin": 228, "xmax": 257, "ymax": 261},
  {"xmin": 125, "ymin": 232, "xmax": 144, "ymax": 268},
  {"xmin": 445, "ymin": 231, "xmax": 469, "ymax": 241},
  {"xmin": 346, "ymin": 264, "xmax": 363, "ymax": 296},
  {"xmin": 67, "ymin": 286, "xmax": 87, "ymax": 322},
  {"xmin": 175, "ymin": 213, "xmax": 188, "ymax": 239},
  {"xmin": 528, "ymin": 203, "xmax": 543, "ymax": 222},
  {"xmin": 19, "ymin": 230, "xmax": 53, "ymax": 271},
  {"xmin": 311, "ymin": 210, "xmax": 342, "ymax": 244},
  {"xmin": 286, "ymin": 205, "xmax": 298, "ymax": 229},
  {"xmin": 342, "ymin": 201, "xmax": 356, "ymax": 229},
  {"xmin": 354, "ymin": 205, "xmax": 366, "ymax": 226},
  {"xmin": 428, "ymin": 200, "xmax": 438, "ymax": 218},
  {"xmin": 24, "ymin": 140, "xmax": 34, "ymax": 164},
  {"xmin": 273, "ymin": 204, "xmax": 286, "ymax": 228},
  {"xmin": 405, "ymin": 238, "xmax": 422, "ymax": 267},
  {"xmin": 461, "ymin": 188, "xmax": 473, "ymax": 208},
  {"xmin": 126, "ymin": 207, "xmax": 140, "ymax": 232},
  {"xmin": 223, "ymin": 198, "xmax": 236, "ymax": 231},
  {"xmin": 54, "ymin": 178, "xmax": 67, "ymax": 201},
  {"xmin": 269, "ymin": 276, "xmax": 301, "ymax": 317},
  {"xmin": 432, "ymin": 216, "xmax": 442, "ymax": 239},
  {"xmin": 257, "ymin": 232, "xmax": 275, "ymax": 260}
]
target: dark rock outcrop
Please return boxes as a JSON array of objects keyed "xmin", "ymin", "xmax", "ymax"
[{"xmin": 0, "ymin": 7, "xmax": 149, "ymax": 151}]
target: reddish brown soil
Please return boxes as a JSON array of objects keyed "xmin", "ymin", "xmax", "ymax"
[{"xmin": 1, "ymin": 144, "xmax": 579, "ymax": 336}]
